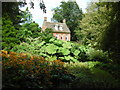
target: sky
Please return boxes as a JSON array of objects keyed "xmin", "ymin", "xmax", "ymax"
[{"xmin": 20, "ymin": 0, "xmax": 92, "ymax": 27}]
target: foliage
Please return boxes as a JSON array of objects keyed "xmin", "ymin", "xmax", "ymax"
[
  {"xmin": 94, "ymin": 62, "xmax": 120, "ymax": 82},
  {"xmin": 76, "ymin": 2, "xmax": 110, "ymax": 48},
  {"xmin": 52, "ymin": 1, "xmax": 83, "ymax": 41},
  {"xmin": 11, "ymin": 37, "xmax": 86, "ymax": 62},
  {"xmin": 86, "ymin": 47, "xmax": 111, "ymax": 63},
  {"xmin": 20, "ymin": 7, "xmax": 33, "ymax": 24},
  {"xmin": 1, "ymin": 50, "xmax": 119, "ymax": 88},
  {"xmin": 11, "ymin": 36, "xmax": 111, "ymax": 63},
  {"xmin": 2, "ymin": 3, "xmax": 34, "ymax": 50},
  {"xmin": 1, "ymin": 50, "xmax": 73, "ymax": 88},
  {"xmin": 75, "ymin": 2, "xmax": 120, "ymax": 64},
  {"xmin": 2, "ymin": 2, "xmax": 27, "ymax": 29},
  {"xmin": 2, "ymin": 16, "xmax": 20, "ymax": 50},
  {"xmin": 18, "ymin": 22, "xmax": 41, "ymax": 42},
  {"xmin": 98, "ymin": 2, "xmax": 120, "ymax": 64},
  {"xmin": 40, "ymin": 28, "xmax": 54, "ymax": 41},
  {"xmin": 64, "ymin": 61, "xmax": 119, "ymax": 88}
]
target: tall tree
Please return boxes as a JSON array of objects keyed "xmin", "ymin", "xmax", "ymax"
[
  {"xmin": 52, "ymin": 1, "xmax": 83, "ymax": 41},
  {"xmin": 18, "ymin": 21, "xmax": 41, "ymax": 42},
  {"xmin": 99, "ymin": 2, "xmax": 120, "ymax": 63},
  {"xmin": 77, "ymin": 2, "xmax": 120, "ymax": 63},
  {"xmin": 2, "ymin": 2, "xmax": 25, "ymax": 29},
  {"xmin": 2, "ymin": 16, "xmax": 20, "ymax": 50},
  {"xmin": 77, "ymin": 2, "xmax": 111, "ymax": 48},
  {"xmin": 2, "ymin": 1, "xmax": 47, "ymax": 50},
  {"xmin": 2, "ymin": 2, "xmax": 26, "ymax": 50}
]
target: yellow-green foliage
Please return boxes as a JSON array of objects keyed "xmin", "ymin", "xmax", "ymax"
[{"xmin": 64, "ymin": 61, "xmax": 119, "ymax": 88}]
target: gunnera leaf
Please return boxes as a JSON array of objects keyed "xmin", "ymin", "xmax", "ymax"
[
  {"xmin": 53, "ymin": 39, "xmax": 63, "ymax": 46},
  {"xmin": 45, "ymin": 44, "xmax": 58, "ymax": 54},
  {"xmin": 73, "ymin": 50, "xmax": 80, "ymax": 56},
  {"xmin": 64, "ymin": 56, "xmax": 74, "ymax": 61},
  {"xmin": 62, "ymin": 42, "xmax": 72, "ymax": 49},
  {"xmin": 59, "ymin": 48, "xmax": 70, "ymax": 55}
]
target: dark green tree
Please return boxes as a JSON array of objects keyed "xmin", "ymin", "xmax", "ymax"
[
  {"xmin": 2, "ymin": 2, "xmax": 26, "ymax": 29},
  {"xmin": 18, "ymin": 22, "xmax": 41, "ymax": 42},
  {"xmin": 2, "ymin": 16, "xmax": 20, "ymax": 50},
  {"xmin": 99, "ymin": 2, "xmax": 120, "ymax": 63},
  {"xmin": 52, "ymin": 1, "xmax": 83, "ymax": 41},
  {"xmin": 20, "ymin": 7, "xmax": 33, "ymax": 24}
]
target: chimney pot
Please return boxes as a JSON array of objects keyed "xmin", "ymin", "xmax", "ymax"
[
  {"xmin": 44, "ymin": 17, "xmax": 47, "ymax": 21},
  {"xmin": 63, "ymin": 19, "xmax": 66, "ymax": 23}
]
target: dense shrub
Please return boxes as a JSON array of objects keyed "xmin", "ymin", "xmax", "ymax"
[
  {"xmin": 94, "ymin": 62, "xmax": 120, "ymax": 82},
  {"xmin": 64, "ymin": 61, "xmax": 119, "ymax": 88},
  {"xmin": 86, "ymin": 48, "xmax": 112, "ymax": 63},
  {"xmin": 11, "ymin": 37, "xmax": 111, "ymax": 63},
  {"xmin": 11, "ymin": 37, "xmax": 88, "ymax": 62},
  {"xmin": 1, "ymin": 50, "xmax": 73, "ymax": 88}
]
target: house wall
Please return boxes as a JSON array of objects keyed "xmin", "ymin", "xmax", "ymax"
[{"xmin": 53, "ymin": 33, "xmax": 70, "ymax": 41}]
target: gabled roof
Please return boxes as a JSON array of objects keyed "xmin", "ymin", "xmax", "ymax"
[{"xmin": 42, "ymin": 18, "xmax": 70, "ymax": 33}]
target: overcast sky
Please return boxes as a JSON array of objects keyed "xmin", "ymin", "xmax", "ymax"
[{"xmin": 20, "ymin": 0, "xmax": 92, "ymax": 27}]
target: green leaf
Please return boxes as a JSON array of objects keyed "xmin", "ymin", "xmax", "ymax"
[
  {"xmin": 73, "ymin": 50, "xmax": 80, "ymax": 56},
  {"xmin": 37, "ymin": 41, "xmax": 45, "ymax": 47},
  {"xmin": 59, "ymin": 48, "xmax": 70, "ymax": 55},
  {"xmin": 45, "ymin": 44, "xmax": 58, "ymax": 54},
  {"xmin": 49, "ymin": 38, "xmax": 55, "ymax": 43},
  {"xmin": 62, "ymin": 42, "xmax": 72, "ymax": 49},
  {"xmin": 64, "ymin": 56, "xmax": 74, "ymax": 61},
  {"xmin": 48, "ymin": 56, "xmax": 57, "ymax": 61}
]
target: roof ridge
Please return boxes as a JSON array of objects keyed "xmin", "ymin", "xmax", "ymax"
[{"xmin": 46, "ymin": 22, "xmax": 65, "ymax": 24}]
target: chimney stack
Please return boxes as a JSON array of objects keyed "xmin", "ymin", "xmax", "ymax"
[
  {"xmin": 63, "ymin": 19, "xmax": 66, "ymax": 23},
  {"xmin": 44, "ymin": 17, "xmax": 47, "ymax": 21}
]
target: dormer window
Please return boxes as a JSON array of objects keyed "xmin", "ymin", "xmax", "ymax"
[
  {"xmin": 59, "ymin": 25, "xmax": 63, "ymax": 30},
  {"xmin": 55, "ymin": 24, "xmax": 58, "ymax": 30}
]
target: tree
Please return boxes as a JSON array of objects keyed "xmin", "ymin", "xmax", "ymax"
[
  {"xmin": 18, "ymin": 22, "xmax": 41, "ymax": 42},
  {"xmin": 77, "ymin": 2, "xmax": 111, "ymax": 48},
  {"xmin": 52, "ymin": 1, "xmax": 83, "ymax": 41},
  {"xmin": 99, "ymin": 2, "xmax": 120, "ymax": 63},
  {"xmin": 20, "ymin": 7, "xmax": 33, "ymax": 24},
  {"xmin": 2, "ymin": 16, "xmax": 20, "ymax": 50},
  {"xmin": 2, "ymin": 0, "xmax": 48, "ymax": 51},
  {"xmin": 77, "ymin": 2, "xmax": 120, "ymax": 63},
  {"xmin": 2, "ymin": 2, "xmax": 26, "ymax": 29}
]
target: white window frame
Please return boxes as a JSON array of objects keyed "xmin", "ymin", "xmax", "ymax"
[
  {"xmin": 55, "ymin": 24, "xmax": 58, "ymax": 30},
  {"xmin": 59, "ymin": 25, "xmax": 63, "ymax": 30},
  {"xmin": 66, "ymin": 36, "xmax": 68, "ymax": 41}
]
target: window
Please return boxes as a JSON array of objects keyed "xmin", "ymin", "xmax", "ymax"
[
  {"xmin": 59, "ymin": 25, "xmax": 63, "ymax": 30},
  {"xmin": 56, "ymin": 35, "xmax": 58, "ymax": 39},
  {"xmin": 66, "ymin": 36, "xmax": 68, "ymax": 41},
  {"xmin": 61, "ymin": 36, "xmax": 63, "ymax": 40},
  {"xmin": 54, "ymin": 24, "xmax": 58, "ymax": 30}
]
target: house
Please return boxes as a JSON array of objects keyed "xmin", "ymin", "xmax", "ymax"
[{"xmin": 42, "ymin": 17, "xmax": 70, "ymax": 41}]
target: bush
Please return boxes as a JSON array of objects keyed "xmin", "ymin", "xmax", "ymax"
[
  {"xmin": 64, "ymin": 61, "xmax": 119, "ymax": 88},
  {"xmin": 86, "ymin": 48, "xmax": 111, "ymax": 63},
  {"xmin": 1, "ymin": 50, "xmax": 73, "ymax": 88},
  {"xmin": 11, "ymin": 37, "xmax": 89, "ymax": 62}
]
